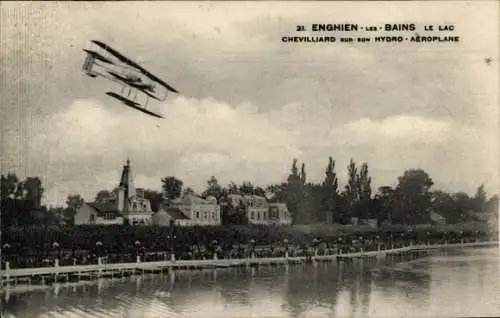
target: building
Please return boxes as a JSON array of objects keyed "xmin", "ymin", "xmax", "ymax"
[
  {"xmin": 169, "ymin": 194, "xmax": 221, "ymax": 226},
  {"xmin": 74, "ymin": 202, "xmax": 124, "ymax": 225},
  {"xmin": 152, "ymin": 206, "xmax": 191, "ymax": 227},
  {"xmin": 268, "ymin": 203, "xmax": 292, "ymax": 226},
  {"xmin": 225, "ymin": 194, "xmax": 290, "ymax": 225},
  {"xmin": 74, "ymin": 159, "xmax": 154, "ymax": 225},
  {"xmin": 244, "ymin": 195, "xmax": 269, "ymax": 224}
]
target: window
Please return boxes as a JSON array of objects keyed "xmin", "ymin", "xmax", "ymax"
[
  {"xmin": 204, "ymin": 212, "xmax": 208, "ymax": 219},
  {"xmin": 257, "ymin": 212, "xmax": 260, "ymax": 220},
  {"xmin": 212, "ymin": 212, "xmax": 215, "ymax": 219},
  {"xmin": 251, "ymin": 211, "xmax": 255, "ymax": 219},
  {"xmin": 196, "ymin": 211, "xmax": 200, "ymax": 219}
]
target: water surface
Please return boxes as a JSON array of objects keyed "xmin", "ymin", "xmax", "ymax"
[{"xmin": 2, "ymin": 247, "xmax": 499, "ymax": 317}]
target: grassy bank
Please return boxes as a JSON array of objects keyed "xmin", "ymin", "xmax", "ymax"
[{"xmin": 2, "ymin": 222, "xmax": 495, "ymax": 256}]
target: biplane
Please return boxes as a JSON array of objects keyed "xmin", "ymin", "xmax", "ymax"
[{"xmin": 82, "ymin": 40, "xmax": 178, "ymax": 119}]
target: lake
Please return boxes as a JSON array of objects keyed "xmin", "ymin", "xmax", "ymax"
[{"xmin": 2, "ymin": 246, "xmax": 499, "ymax": 318}]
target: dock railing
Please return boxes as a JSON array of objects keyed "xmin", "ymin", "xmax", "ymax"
[{"xmin": 2, "ymin": 240, "xmax": 497, "ymax": 280}]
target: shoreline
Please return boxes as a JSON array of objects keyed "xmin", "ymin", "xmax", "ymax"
[{"xmin": 1, "ymin": 240, "xmax": 496, "ymax": 293}]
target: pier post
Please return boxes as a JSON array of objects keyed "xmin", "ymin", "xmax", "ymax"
[
  {"xmin": 98, "ymin": 256, "xmax": 103, "ymax": 275},
  {"xmin": 213, "ymin": 252, "xmax": 218, "ymax": 260},
  {"xmin": 5, "ymin": 261, "xmax": 10, "ymax": 282},
  {"xmin": 54, "ymin": 258, "xmax": 60, "ymax": 277},
  {"xmin": 136, "ymin": 255, "xmax": 141, "ymax": 263},
  {"xmin": 170, "ymin": 253, "xmax": 176, "ymax": 262}
]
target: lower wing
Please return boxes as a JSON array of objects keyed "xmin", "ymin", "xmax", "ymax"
[{"xmin": 106, "ymin": 92, "xmax": 164, "ymax": 119}]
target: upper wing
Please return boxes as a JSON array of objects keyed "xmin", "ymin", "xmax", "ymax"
[
  {"xmin": 92, "ymin": 40, "xmax": 179, "ymax": 93},
  {"xmin": 83, "ymin": 49, "xmax": 115, "ymax": 64}
]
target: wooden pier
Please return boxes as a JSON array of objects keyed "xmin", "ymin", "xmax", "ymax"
[{"xmin": 1, "ymin": 241, "xmax": 496, "ymax": 288}]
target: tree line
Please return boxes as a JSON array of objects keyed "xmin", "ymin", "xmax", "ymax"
[{"xmin": 1, "ymin": 157, "xmax": 498, "ymax": 227}]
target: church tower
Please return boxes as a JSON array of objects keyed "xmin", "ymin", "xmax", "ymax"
[{"xmin": 117, "ymin": 158, "xmax": 136, "ymax": 213}]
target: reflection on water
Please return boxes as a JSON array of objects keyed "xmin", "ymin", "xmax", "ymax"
[{"xmin": 2, "ymin": 247, "xmax": 499, "ymax": 318}]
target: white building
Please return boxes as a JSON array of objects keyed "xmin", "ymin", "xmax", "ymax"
[
  {"xmin": 268, "ymin": 203, "xmax": 292, "ymax": 226},
  {"xmin": 244, "ymin": 195, "xmax": 269, "ymax": 225},
  {"xmin": 169, "ymin": 194, "xmax": 221, "ymax": 226},
  {"xmin": 225, "ymin": 194, "xmax": 290, "ymax": 225}
]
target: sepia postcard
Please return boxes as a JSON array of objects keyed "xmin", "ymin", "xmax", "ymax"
[{"xmin": 0, "ymin": 1, "xmax": 498, "ymax": 317}]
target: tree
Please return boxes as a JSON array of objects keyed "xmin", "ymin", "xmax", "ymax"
[
  {"xmin": 1, "ymin": 173, "xmax": 20, "ymax": 226},
  {"xmin": 95, "ymin": 189, "xmax": 113, "ymax": 203},
  {"xmin": 253, "ymin": 186, "xmax": 266, "ymax": 197},
  {"xmin": 300, "ymin": 163, "xmax": 306, "ymax": 185},
  {"xmin": 21, "ymin": 177, "xmax": 44, "ymax": 209},
  {"xmin": 221, "ymin": 196, "xmax": 248, "ymax": 225},
  {"xmin": 377, "ymin": 186, "xmax": 396, "ymax": 223},
  {"xmin": 395, "ymin": 169, "xmax": 434, "ymax": 224},
  {"xmin": 344, "ymin": 159, "xmax": 359, "ymax": 217},
  {"xmin": 1, "ymin": 173, "xmax": 19, "ymax": 200},
  {"xmin": 357, "ymin": 162, "xmax": 372, "ymax": 218},
  {"xmin": 322, "ymin": 157, "xmax": 339, "ymax": 223},
  {"xmin": 486, "ymin": 195, "xmax": 499, "ymax": 215},
  {"xmin": 227, "ymin": 182, "xmax": 239, "ymax": 194},
  {"xmin": 161, "ymin": 176, "xmax": 183, "ymax": 200},
  {"xmin": 264, "ymin": 183, "xmax": 285, "ymax": 202},
  {"xmin": 143, "ymin": 189, "xmax": 163, "ymax": 212},
  {"xmin": 239, "ymin": 181, "xmax": 255, "ymax": 195},
  {"xmin": 303, "ymin": 182, "xmax": 323, "ymax": 223},
  {"xmin": 202, "ymin": 176, "xmax": 223, "ymax": 201},
  {"xmin": 182, "ymin": 187, "xmax": 196, "ymax": 196},
  {"xmin": 65, "ymin": 194, "xmax": 84, "ymax": 222},
  {"xmin": 285, "ymin": 159, "xmax": 306, "ymax": 224},
  {"xmin": 472, "ymin": 184, "xmax": 488, "ymax": 213}
]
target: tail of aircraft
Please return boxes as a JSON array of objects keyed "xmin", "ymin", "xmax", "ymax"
[{"xmin": 82, "ymin": 52, "xmax": 97, "ymax": 77}]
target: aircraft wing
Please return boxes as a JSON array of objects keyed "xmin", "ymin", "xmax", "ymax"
[
  {"xmin": 83, "ymin": 49, "xmax": 115, "ymax": 64},
  {"xmin": 106, "ymin": 92, "xmax": 164, "ymax": 119},
  {"xmin": 92, "ymin": 40, "xmax": 179, "ymax": 93}
]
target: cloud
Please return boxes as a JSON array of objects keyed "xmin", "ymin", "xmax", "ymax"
[
  {"xmin": 10, "ymin": 94, "xmax": 494, "ymax": 206},
  {"xmin": 343, "ymin": 115, "xmax": 451, "ymax": 142}
]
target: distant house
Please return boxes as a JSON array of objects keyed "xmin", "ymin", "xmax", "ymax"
[
  {"xmin": 466, "ymin": 210, "xmax": 498, "ymax": 232},
  {"xmin": 244, "ymin": 195, "xmax": 269, "ymax": 225},
  {"xmin": 74, "ymin": 159, "xmax": 154, "ymax": 226},
  {"xmin": 226, "ymin": 194, "xmax": 268, "ymax": 224},
  {"xmin": 74, "ymin": 202, "xmax": 124, "ymax": 225},
  {"xmin": 152, "ymin": 206, "xmax": 191, "ymax": 227},
  {"xmin": 268, "ymin": 203, "xmax": 292, "ymax": 226},
  {"xmin": 225, "ymin": 194, "xmax": 291, "ymax": 225},
  {"xmin": 430, "ymin": 211, "xmax": 446, "ymax": 225},
  {"xmin": 169, "ymin": 194, "xmax": 221, "ymax": 226}
]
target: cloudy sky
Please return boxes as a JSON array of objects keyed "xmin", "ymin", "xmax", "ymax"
[{"xmin": 1, "ymin": 2, "xmax": 498, "ymax": 206}]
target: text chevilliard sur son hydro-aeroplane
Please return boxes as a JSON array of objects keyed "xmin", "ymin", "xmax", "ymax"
[{"xmin": 82, "ymin": 40, "xmax": 179, "ymax": 119}]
